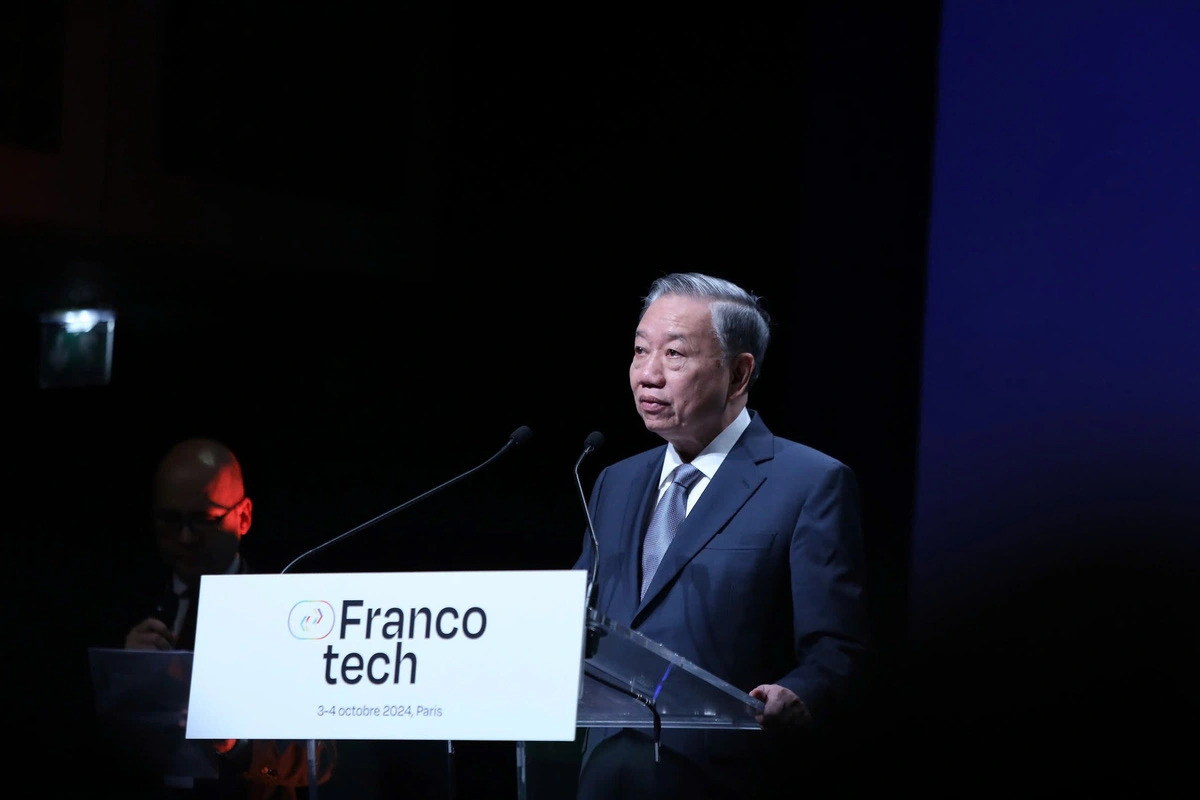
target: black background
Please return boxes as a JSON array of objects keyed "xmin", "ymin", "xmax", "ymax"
[{"xmin": 6, "ymin": 3, "xmax": 940, "ymax": 797}]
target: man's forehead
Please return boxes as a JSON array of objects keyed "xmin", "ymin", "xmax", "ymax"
[
  {"xmin": 155, "ymin": 482, "xmax": 219, "ymax": 507},
  {"xmin": 156, "ymin": 465, "xmax": 240, "ymax": 504},
  {"xmin": 637, "ymin": 298, "xmax": 716, "ymax": 343}
]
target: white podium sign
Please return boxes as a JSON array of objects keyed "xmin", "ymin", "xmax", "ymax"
[{"xmin": 187, "ymin": 570, "xmax": 586, "ymax": 742}]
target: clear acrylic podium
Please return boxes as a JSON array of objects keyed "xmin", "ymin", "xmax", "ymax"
[
  {"xmin": 576, "ymin": 607, "xmax": 764, "ymax": 731},
  {"xmin": 516, "ymin": 607, "xmax": 765, "ymax": 799},
  {"xmin": 88, "ymin": 647, "xmax": 220, "ymax": 784}
]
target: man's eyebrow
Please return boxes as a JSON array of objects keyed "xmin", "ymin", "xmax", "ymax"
[{"xmin": 634, "ymin": 328, "xmax": 691, "ymax": 343}]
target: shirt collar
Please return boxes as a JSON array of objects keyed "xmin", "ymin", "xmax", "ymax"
[{"xmin": 658, "ymin": 407, "xmax": 752, "ymax": 489}]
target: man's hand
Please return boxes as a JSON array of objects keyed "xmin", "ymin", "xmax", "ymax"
[
  {"xmin": 749, "ymin": 684, "xmax": 812, "ymax": 733},
  {"xmin": 125, "ymin": 617, "xmax": 176, "ymax": 651}
]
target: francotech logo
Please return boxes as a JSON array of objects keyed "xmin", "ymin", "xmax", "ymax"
[{"xmin": 289, "ymin": 600, "xmax": 336, "ymax": 639}]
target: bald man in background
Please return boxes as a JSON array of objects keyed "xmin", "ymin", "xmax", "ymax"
[
  {"xmin": 115, "ymin": 437, "xmax": 339, "ymax": 800},
  {"xmin": 125, "ymin": 437, "xmax": 251, "ymax": 652}
]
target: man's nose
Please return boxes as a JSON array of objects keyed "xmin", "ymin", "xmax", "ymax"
[
  {"xmin": 637, "ymin": 355, "xmax": 664, "ymax": 384},
  {"xmin": 176, "ymin": 524, "xmax": 200, "ymax": 544}
]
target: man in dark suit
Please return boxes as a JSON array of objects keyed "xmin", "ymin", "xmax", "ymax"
[
  {"xmin": 573, "ymin": 273, "xmax": 871, "ymax": 800},
  {"xmin": 124, "ymin": 437, "xmax": 253, "ymax": 654},
  {"xmin": 116, "ymin": 437, "xmax": 338, "ymax": 799}
]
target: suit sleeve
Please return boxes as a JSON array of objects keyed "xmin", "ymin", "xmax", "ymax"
[{"xmin": 779, "ymin": 460, "xmax": 871, "ymax": 724}]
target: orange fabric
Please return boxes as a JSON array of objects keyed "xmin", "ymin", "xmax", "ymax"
[{"xmin": 242, "ymin": 739, "xmax": 337, "ymax": 800}]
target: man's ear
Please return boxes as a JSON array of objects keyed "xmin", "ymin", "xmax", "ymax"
[
  {"xmin": 235, "ymin": 497, "xmax": 253, "ymax": 538},
  {"xmin": 729, "ymin": 353, "xmax": 754, "ymax": 398}
]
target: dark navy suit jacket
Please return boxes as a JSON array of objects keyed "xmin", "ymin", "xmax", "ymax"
[{"xmin": 573, "ymin": 411, "xmax": 870, "ymax": 798}]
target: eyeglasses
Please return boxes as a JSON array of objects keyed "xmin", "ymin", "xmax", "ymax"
[{"xmin": 154, "ymin": 498, "xmax": 244, "ymax": 533}]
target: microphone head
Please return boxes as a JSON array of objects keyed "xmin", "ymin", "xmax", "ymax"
[
  {"xmin": 509, "ymin": 425, "xmax": 533, "ymax": 447},
  {"xmin": 584, "ymin": 431, "xmax": 605, "ymax": 452}
]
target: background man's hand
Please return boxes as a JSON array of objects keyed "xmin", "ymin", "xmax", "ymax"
[{"xmin": 124, "ymin": 617, "xmax": 176, "ymax": 651}]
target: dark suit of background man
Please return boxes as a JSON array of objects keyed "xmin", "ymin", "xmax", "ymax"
[{"xmin": 573, "ymin": 272, "xmax": 871, "ymax": 800}]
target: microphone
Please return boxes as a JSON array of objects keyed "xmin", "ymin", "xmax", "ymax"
[
  {"xmin": 573, "ymin": 431, "xmax": 604, "ymax": 611},
  {"xmin": 281, "ymin": 425, "xmax": 533, "ymax": 574}
]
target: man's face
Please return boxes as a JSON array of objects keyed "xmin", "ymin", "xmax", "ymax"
[
  {"xmin": 153, "ymin": 465, "xmax": 246, "ymax": 587},
  {"xmin": 629, "ymin": 294, "xmax": 732, "ymax": 458}
]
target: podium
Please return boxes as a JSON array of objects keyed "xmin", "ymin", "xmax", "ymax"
[
  {"xmin": 92, "ymin": 572, "xmax": 765, "ymax": 799},
  {"xmin": 577, "ymin": 607, "xmax": 764, "ymax": 731},
  {"xmin": 517, "ymin": 607, "xmax": 764, "ymax": 799},
  {"xmin": 88, "ymin": 647, "xmax": 220, "ymax": 784}
]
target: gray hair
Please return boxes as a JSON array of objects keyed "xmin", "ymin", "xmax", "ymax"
[{"xmin": 642, "ymin": 272, "xmax": 771, "ymax": 387}]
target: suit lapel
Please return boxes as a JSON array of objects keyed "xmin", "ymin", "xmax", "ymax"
[
  {"xmin": 603, "ymin": 452, "xmax": 663, "ymax": 624},
  {"xmin": 633, "ymin": 414, "xmax": 775, "ymax": 621}
]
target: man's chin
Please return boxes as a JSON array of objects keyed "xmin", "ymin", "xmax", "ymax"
[{"xmin": 641, "ymin": 417, "xmax": 676, "ymax": 437}]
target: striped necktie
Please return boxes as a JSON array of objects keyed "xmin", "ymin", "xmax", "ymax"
[{"xmin": 640, "ymin": 463, "xmax": 703, "ymax": 600}]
